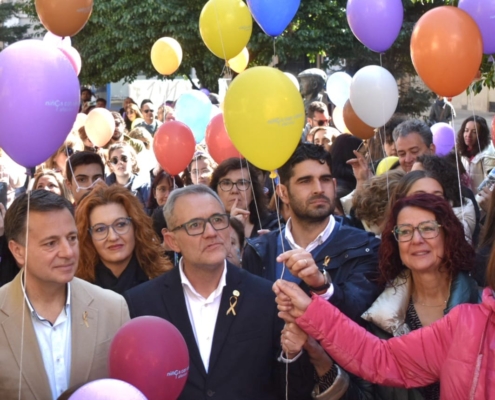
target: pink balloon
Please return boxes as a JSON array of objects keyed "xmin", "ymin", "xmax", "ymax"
[
  {"xmin": 205, "ymin": 113, "xmax": 242, "ymax": 164},
  {"xmin": 59, "ymin": 46, "xmax": 82, "ymax": 76},
  {"xmin": 69, "ymin": 379, "xmax": 146, "ymax": 400},
  {"xmin": 109, "ymin": 316, "xmax": 189, "ymax": 400}
]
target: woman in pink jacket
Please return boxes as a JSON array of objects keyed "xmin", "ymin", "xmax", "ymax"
[{"xmin": 274, "ymin": 243, "xmax": 495, "ymax": 399}]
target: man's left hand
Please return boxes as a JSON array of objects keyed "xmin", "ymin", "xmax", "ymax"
[{"xmin": 277, "ymin": 249, "xmax": 325, "ymax": 289}]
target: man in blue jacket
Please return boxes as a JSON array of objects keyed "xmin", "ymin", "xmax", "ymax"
[{"xmin": 243, "ymin": 143, "xmax": 382, "ymax": 398}]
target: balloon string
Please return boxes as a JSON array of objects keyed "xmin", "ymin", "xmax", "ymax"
[
  {"xmin": 18, "ymin": 186, "xmax": 31, "ymax": 400},
  {"xmin": 273, "ymin": 37, "xmax": 276, "ymax": 59},
  {"xmin": 377, "ymin": 52, "xmax": 391, "ymax": 201},
  {"xmin": 241, "ymin": 159, "xmax": 262, "ymax": 230},
  {"xmin": 212, "ymin": 0, "xmax": 228, "ymax": 62},
  {"xmin": 470, "ymin": 93, "xmax": 484, "ymax": 177},
  {"xmin": 451, "ymin": 110, "xmax": 465, "ymax": 229}
]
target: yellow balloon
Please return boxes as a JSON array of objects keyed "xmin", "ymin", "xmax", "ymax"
[
  {"xmin": 224, "ymin": 67, "xmax": 305, "ymax": 171},
  {"xmin": 199, "ymin": 0, "xmax": 252, "ymax": 60},
  {"xmin": 228, "ymin": 48, "xmax": 249, "ymax": 73},
  {"xmin": 151, "ymin": 37, "xmax": 182, "ymax": 75},
  {"xmin": 332, "ymin": 107, "xmax": 351, "ymax": 134}
]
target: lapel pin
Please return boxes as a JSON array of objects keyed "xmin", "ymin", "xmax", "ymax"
[
  {"xmin": 227, "ymin": 290, "xmax": 240, "ymax": 316},
  {"xmin": 83, "ymin": 311, "xmax": 89, "ymax": 328},
  {"xmin": 323, "ymin": 256, "xmax": 331, "ymax": 267}
]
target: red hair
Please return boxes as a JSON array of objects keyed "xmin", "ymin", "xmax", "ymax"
[{"xmin": 379, "ymin": 193, "xmax": 474, "ymax": 286}]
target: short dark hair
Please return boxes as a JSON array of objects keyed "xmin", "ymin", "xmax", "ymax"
[
  {"xmin": 65, "ymin": 151, "xmax": 105, "ymax": 183},
  {"xmin": 81, "ymin": 88, "xmax": 92, "ymax": 95},
  {"xmin": 5, "ymin": 190, "xmax": 74, "ymax": 243},
  {"xmin": 230, "ymin": 217, "xmax": 245, "ymax": 248},
  {"xmin": 307, "ymin": 101, "xmax": 327, "ymax": 119},
  {"xmin": 456, "ymin": 115, "xmax": 490, "ymax": 157},
  {"xmin": 140, "ymin": 99, "xmax": 153, "ymax": 109},
  {"xmin": 96, "ymin": 98, "xmax": 107, "ymax": 106},
  {"xmin": 278, "ymin": 143, "xmax": 332, "ymax": 186},
  {"xmin": 392, "ymin": 119, "xmax": 433, "ymax": 147}
]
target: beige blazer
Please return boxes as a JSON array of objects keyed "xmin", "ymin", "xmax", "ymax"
[{"xmin": 0, "ymin": 273, "xmax": 130, "ymax": 400}]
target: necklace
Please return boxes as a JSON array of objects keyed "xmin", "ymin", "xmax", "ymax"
[{"xmin": 412, "ymin": 298, "xmax": 447, "ymax": 307}]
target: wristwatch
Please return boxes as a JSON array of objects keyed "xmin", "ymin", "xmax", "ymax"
[{"xmin": 308, "ymin": 269, "xmax": 331, "ymax": 292}]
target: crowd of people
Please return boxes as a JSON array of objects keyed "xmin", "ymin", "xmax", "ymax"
[{"xmin": 0, "ymin": 88, "xmax": 493, "ymax": 400}]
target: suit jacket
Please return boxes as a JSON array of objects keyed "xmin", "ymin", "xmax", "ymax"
[
  {"xmin": 0, "ymin": 273, "xmax": 130, "ymax": 400},
  {"xmin": 124, "ymin": 263, "xmax": 311, "ymax": 400}
]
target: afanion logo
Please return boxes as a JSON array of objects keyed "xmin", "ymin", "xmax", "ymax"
[
  {"xmin": 166, "ymin": 366, "xmax": 189, "ymax": 379},
  {"xmin": 45, "ymin": 100, "xmax": 78, "ymax": 113}
]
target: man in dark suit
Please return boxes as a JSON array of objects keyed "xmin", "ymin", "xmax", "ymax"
[{"xmin": 124, "ymin": 185, "xmax": 309, "ymax": 399}]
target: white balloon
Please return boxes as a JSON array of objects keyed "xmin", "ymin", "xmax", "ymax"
[
  {"xmin": 326, "ymin": 72, "xmax": 352, "ymax": 108},
  {"xmin": 43, "ymin": 31, "xmax": 72, "ymax": 48},
  {"xmin": 284, "ymin": 72, "xmax": 300, "ymax": 91},
  {"xmin": 332, "ymin": 107, "xmax": 350, "ymax": 134},
  {"xmin": 349, "ymin": 66, "xmax": 398, "ymax": 128}
]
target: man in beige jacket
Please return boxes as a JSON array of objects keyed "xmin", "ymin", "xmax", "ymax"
[{"xmin": 0, "ymin": 190, "xmax": 129, "ymax": 400}]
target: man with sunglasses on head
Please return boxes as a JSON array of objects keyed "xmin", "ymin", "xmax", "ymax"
[
  {"xmin": 124, "ymin": 185, "xmax": 310, "ymax": 399},
  {"xmin": 137, "ymin": 99, "xmax": 162, "ymax": 137},
  {"xmin": 243, "ymin": 143, "xmax": 382, "ymax": 398}
]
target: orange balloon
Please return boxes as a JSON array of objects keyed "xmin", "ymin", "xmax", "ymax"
[
  {"xmin": 36, "ymin": 0, "xmax": 93, "ymax": 37},
  {"xmin": 343, "ymin": 100, "xmax": 375, "ymax": 140},
  {"xmin": 411, "ymin": 6, "xmax": 482, "ymax": 97}
]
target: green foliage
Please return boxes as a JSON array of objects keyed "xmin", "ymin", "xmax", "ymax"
[{"xmin": 0, "ymin": 3, "xmax": 29, "ymax": 46}]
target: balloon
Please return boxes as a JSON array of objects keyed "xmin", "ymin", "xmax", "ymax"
[
  {"xmin": 85, "ymin": 108, "xmax": 115, "ymax": 147},
  {"xmin": 43, "ymin": 31, "xmax": 71, "ymax": 48},
  {"xmin": 376, "ymin": 156, "xmax": 399, "ymax": 176},
  {"xmin": 332, "ymin": 107, "xmax": 350, "ymax": 134},
  {"xmin": 227, "ymin": 48, "xmax": 249, "ymax": 73},
  {"xmin": 151, "ymin": 37, "xmax": 182, "ymax": 75},
  {"xmin": 69, "ymin": 379, "xmax": 146, "ymax": 400},
  {"xmin": 206, "ymin": 113, "xmax": 241, "ymax": 164},
  {"xmin": 411, "ymin": 6, "xmax": 482, "ymax": 97},
  {"xmin": 343, "ymin": 100, "xmax": 375, "ymax": 140},
  {"xmin": 284, "ymin": 72, "xmax": 300, "ymax": 91},
  {"xmin": 175, "ymin": 91, "xmax": 213, "ymax": 143},
  {"xmin": 109, "ymin": 317, "xmax": 189, "ymax": 400},
  {"xmin": 431, "ymin": 122, "xmax": 455, "ymax": 156},
  {"xmin": 346, "ymin": 0, "xmax": 403, "ymax": 53},
  {"xmin": 72, "ymin": 113, "xmax": 87, "ymax": 133},
  {"xmin": 153, "ymin": 121, "xmax": 196, "ymax": 175},
  {"xmin": 0, "ymin": 40, "xmax": 79, "ymax": 168},
  {"xmin": 199, "ymin": 0, "xmax": 252, "ymax": 60},
  {"xmin": 459, "ymin": 0, "xmax": 495, "ymax": 55},
  {"xmin": 59, "ymin": 46, "xmax": 82, "ymax": 76},
  {"xmin": 200, "ymin": 88, "xmax": 211, "ymax": 96},
  {"xmin": 326, "ymin": 72, "xmax": 352, "ymax": 108},
  {"xmin": 349, "ymin": 65, "xmax": 398, "ymax": 128},
  {"xmin": 35, "ymin": 0, "xmax": 93, "ymax": 37},
  {"xmin": 246, "ymin": 0, "xmax": 300, "ymax": 37},
  {"xmin": 224, "ymin": 67, "xmax": 304, "ymax": 171}
]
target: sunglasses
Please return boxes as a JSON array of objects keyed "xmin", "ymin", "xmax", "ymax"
[
  {"xmin": 143, "ymin": 109, "xmax": 154, "ymax": 114},
  {"xmin": 110, "ymin": 155, "xmax": 129, "ymax": 164},
  {"xmin": 313, "ymin": 118, "xmax": 329, "ymax": 127}
]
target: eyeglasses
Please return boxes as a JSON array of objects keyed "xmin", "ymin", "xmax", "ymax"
[
  {"xmin": 89, "ymin": 217, "xmax": 133, "ymax": 241},
  {"xmin": 171, "ymin": 213, "xmax": 230, "ymax": 236},
  {"xmin": 313, "ymin": 118, "xmax": 329, "ymax": 127},
  {"xmin": 218, "ymin": 179, "xmax": 251, "ymax": 191},
  {"xmin": 393, "ymin": 220, "xmax": 442, "ymax": 242},
  {"xmin": 143, "ymin": 109, "xmax": 154, "ymax": 114},
  {"xmin": 110, "ymin": 155, "xmax": 129, "ymax": 164}
]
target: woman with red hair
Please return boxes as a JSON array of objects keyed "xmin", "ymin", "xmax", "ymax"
[{"xmin": 276, "ymin": 194, "xmax": 481, "ymax": 399}]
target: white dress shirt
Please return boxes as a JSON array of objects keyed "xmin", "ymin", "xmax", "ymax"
[
  {"xmin": 22, "ymin": 274, "xmax": 72, "ymax": 400},
  {"xmin": 284, "ymin": 215, "xmax": 335, "ymax": 300},
  {"xmin": 179, "ymin": 259, "xmax": 227, "ymax": 373}
]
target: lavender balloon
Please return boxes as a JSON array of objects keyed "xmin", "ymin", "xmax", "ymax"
[
  {"xmin": 0, "ymin": 40, "xmax": 79, "ymax": 168},
  {"xmin": 459, "ymin": 0, "xmax": 495, "ymax": 54},
  {"xmin": 431, "ymin": 123, "xmax": 455, "ymax": 156},
  {"xmin": 69, "ymin": 379, "xmax": 147, "ymax": 400},
  {"xmin": 346, "ymin": 0, "xmax": 403, "ymax": 53}
]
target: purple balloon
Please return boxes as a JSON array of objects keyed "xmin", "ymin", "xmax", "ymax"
[
  {"xmin": 69, "ymin": 379, "xmax": 147, "ymax": 400},
  {"xmin": 346, "ymin": 0, "xmax": 404, "ymax": 53},
  {"xmin": 0, "ymin": 40, "xmax": 79, "ymax": 168},
  {"xmin": 459, "ymin": 0, "xmax": 495, "ymax": 54},
  {"xmin": 431, "ymin": 122, "xmax": 455, "ymax": 156}
]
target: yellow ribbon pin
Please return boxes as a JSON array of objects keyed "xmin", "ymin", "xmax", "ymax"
[
  {"xmin": 226, "ymin": 290, "xmax": 240, "ymax": 316},
  {"xmin": 323, "ymin": 256, "xmax": 331, "ymax": 267}
]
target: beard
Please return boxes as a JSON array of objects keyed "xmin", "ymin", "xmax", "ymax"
[{"xmin": 289, "ymin": 194, "xmax": 335, "ymax": 223}]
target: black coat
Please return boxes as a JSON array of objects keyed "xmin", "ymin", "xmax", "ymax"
[{"xmin": 124, "ymin": 263, "xmax": 311, "ymax": 400}]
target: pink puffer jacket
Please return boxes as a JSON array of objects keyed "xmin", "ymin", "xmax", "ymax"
[{"xmin": 296, "ymin": 287, "xmax": 495, "ymax": 400}]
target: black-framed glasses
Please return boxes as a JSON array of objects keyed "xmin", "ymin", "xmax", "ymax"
[
  {"xmin": 313, "ymin": 118, "xmax": 329, "ymax": 127},
  {"xmin": 171, "ymin": 213, "xmax": 230, "ymax": 236},
  {"xmin": 143, "ymin": 109, "xmax": 154, "ymax": 114},
  {"xmin": 218, "ymin": 179, "xmax": 251, "ymax": 191},
  {"xmin": 110, "ymin": 155, "xmax": 129, "ymax": 165},
  {"xmin": 393, "ymin": 220, "xmax": 442, "ymax": 242},
  {"xmin": 89, "ymin": 217, "xmax": 133, "ymax": 241}
]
